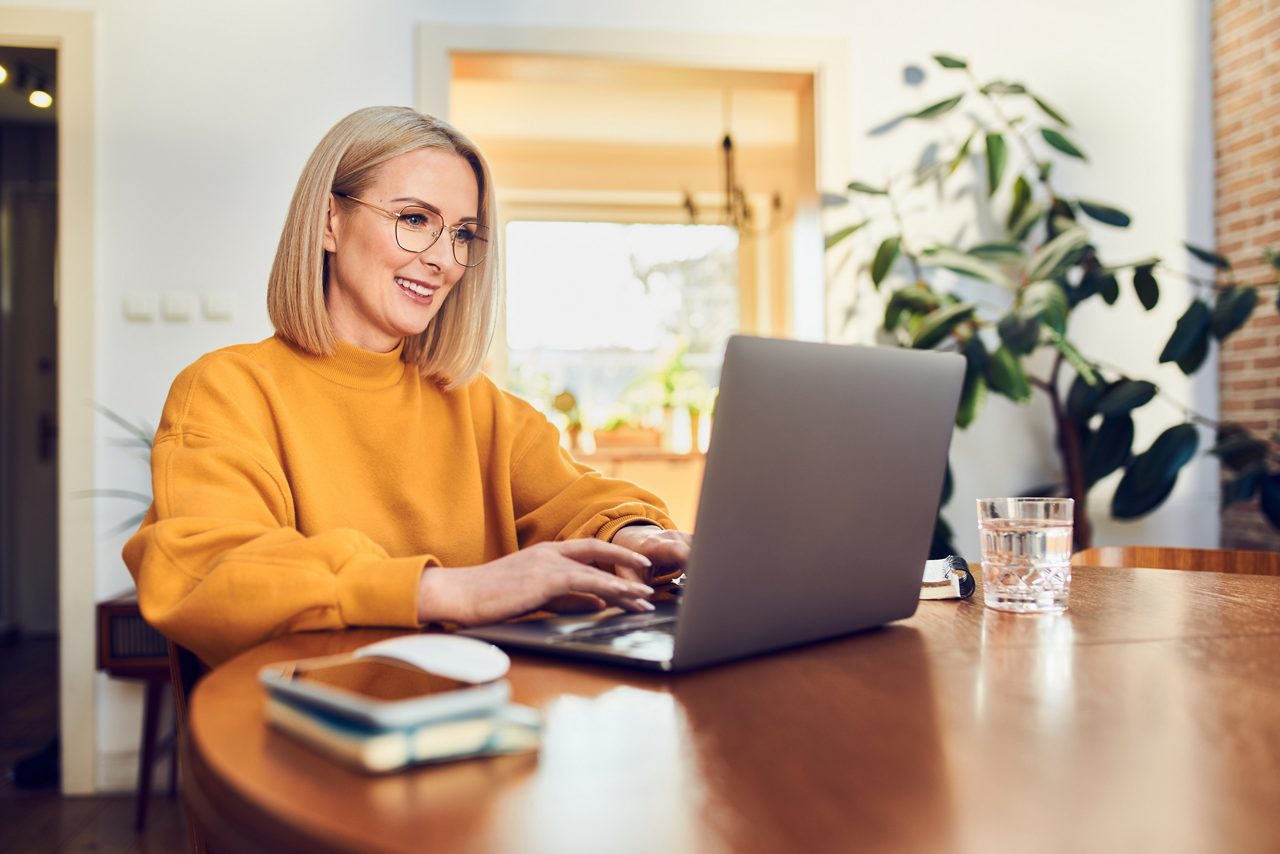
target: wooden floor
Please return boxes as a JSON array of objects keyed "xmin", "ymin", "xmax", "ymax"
[{"xmin": 0, "ymin": 637, "xmax": 187, "ymax": 853}]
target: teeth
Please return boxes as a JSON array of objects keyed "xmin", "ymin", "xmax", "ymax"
[{"xmin": 395, "ymin": 277, "xmax": 432, "ymax": 297}]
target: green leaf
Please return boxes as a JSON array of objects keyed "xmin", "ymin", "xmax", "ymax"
[
  {"xmin": 1175, "ymin": 326, "xmax": 1211, "ymax": 374},
  {"xmin": 998, "ymin": 312, "xmax": 1040, "ymax": 355},
  {"xmin": 871, "ymin": 236, "xmax": 902, "ymax": 287},
  {"xmin": 883, "ymin": 283, "xmax": 942, "ymax": 332},
  {"xmin": 1133, "ymin": 265, "xmax": 1160, "ymax": 311},
  {"xmin": 1159, "ymin": 300, "xmax": 1212, "ymax": 366},
  {"xmin": 1210, "ymin": 426, "xmax": 1269, "ymax": 472},
  {"xmin": 1027, "ymin": 226, "xmax": 1088, "ymax": 281},
  {"xmin": 824, "ymin": 219, "xmax": 869, "ymax": 250},
  {"xmin": 1105, "ymin": 256, "xmax": 1162, "ymax": 272},
  {"xmin": 847, "ymin": 180, "xmax": 888, "ymax": 195},
  {"xmin": 910, "ymin": 94, "xmax": 965, "ymax": 120},
  {"xmin": 985, "ymin": 345, "xmax": 1032, "ymax": 403},
  {"xmin": 1098, "ymin": 273, "xmax": 1120, "ymax": 305},
  {"xmin": 934, "ymin": 54, "xmax": 968, "ymax": 69},
  {"xmin": 1111, "ymin": 423, "xmax": 1200, "ymax": 519},
  {"xmin": 980, "ymin": 80, "xmax": 1027, "ymax": 95},
  {"xmin": 1041, "ymin": 127, "xmax": 1087, "ymax": 160},
  {"xmin": 1010, "ymin": 200, "xmax": 1046, "ymax": 242},
  {"xmin": 1265, "ymin": 247, "xmax": 1280, "ymax": 272},
  {"xmin": 1096, "ymin": 379, "xmax": 1157, "ymax": 415},
  {"xmin": 947, "ymin": 131, "xmax": 976, "ymax": 177},
  {"xmin": 911, "ymin": 302, "xmax": 977, "ymax": 350},
  {"xmin": 1077, "ymin": 199, "xmax": 1132, "ymax": 228},
  {"xmin": 1022, "ymin": 280, "xmax": 1069, "ymax": 333},
  {"xmin": 1223, "ymin": 469, "xmax": 1264, "ymax": 506},
  {"xmin": 921, "ymin": 246, "xmax": 1010, "ymax": 285},
  {"xmin": 967, "ymin": 241, "xmax": 1025, "ymax": 262},
  {"xmin": 956, "ymin": 337, "xmax": 989, "ymax": 428},
  {"xmin": 92, "ymin": 402, "xmax": 155, "ymax": 449},
  {"xmin": 1211, "ymin": 285, "xmax": 1259, "ymax": 340},
  {"xmin": 1007, "ymin": 175, "xmax": 1031, "ymax": 232},
  {"xmin": 1032, "ymin": 94, "xmax": 1070, "ymax": 126},
  {"xmin": 1260, "ymin": 475, "xmax": 1280, "ymax": 529},
  {"xmin": 1046, "ymin": 328, "xmax": 1098, "ymax": 386},
  {"xmin": 985, "ymin": 133, "xmax": 1006, "ymax": 196},
  {"xmin": 1083, "ymin": 414, "xmax": 1134, "ymax": 487},
  {"xmin": 1066, "ymin": 372, "xmax": 1105, "ymax": 423},
  {"xmin": 1184, "ymin": 242, "xmax": 1230, "ymax": 270}
]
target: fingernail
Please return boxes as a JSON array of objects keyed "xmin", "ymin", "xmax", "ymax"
[
  {"xmin": 638, "ymin": 556, "xmax": 653, "ymax": 567},
  {"xmin": 637, "ymin": 584, "xmax": 654, "ymax": 595},
  {"xmin": 638, "ymin": 599, "xmax": 656, "ymax": 611}
]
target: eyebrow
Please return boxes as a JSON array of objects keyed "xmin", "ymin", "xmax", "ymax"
[{"xmin": 389, "ymin": 196, "xmax": 479, "ymax": 224}]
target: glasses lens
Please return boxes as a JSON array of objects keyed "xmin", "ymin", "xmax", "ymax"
[
  {"xmin": 394, "ymin": 207, "xmax": 444, "ymax": 253},
  {"xmin": 451, "ymin": 223, "xmax": 489, "ymax": 268}
]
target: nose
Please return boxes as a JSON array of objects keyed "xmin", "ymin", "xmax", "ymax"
[{"xmin": 417, "ymin": 231, "xmax": 457, "ymax": 271}]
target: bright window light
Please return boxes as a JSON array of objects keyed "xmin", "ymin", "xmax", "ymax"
[{"xmin": 505, "ymin": 221, "xmax": 739, "ymax": 432}]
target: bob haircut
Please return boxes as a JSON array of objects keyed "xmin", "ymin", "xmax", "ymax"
[{"xmin": 267, "ymin": 106, "xmax": 500, "ymax": 389}]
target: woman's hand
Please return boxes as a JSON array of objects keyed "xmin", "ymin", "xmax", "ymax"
[
  {"xmin": 609, "ymin": 525, "xmax": 693, "ymax": 585},
  {"xmin": 416, "ymin": 540, "xmax": 656, "ymax": 625}
]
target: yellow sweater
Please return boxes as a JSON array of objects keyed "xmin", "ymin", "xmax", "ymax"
[{"xmin": 123, "ymin": 336, "xmax": 673, "ymax": 665}]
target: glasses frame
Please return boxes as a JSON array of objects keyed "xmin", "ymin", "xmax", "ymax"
[{"xmin": 333, "ymin": 192, "xmax": 487, "ymax": 268}]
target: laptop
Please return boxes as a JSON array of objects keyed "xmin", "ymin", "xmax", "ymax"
[{"xmin": 461, "ymin": 335, "xmax": 964, "ymax": 672}]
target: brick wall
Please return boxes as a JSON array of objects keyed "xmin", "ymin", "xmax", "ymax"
[{"xmin": 1214, "ymin": 0, "xmax": 1280, "ymax": 550}]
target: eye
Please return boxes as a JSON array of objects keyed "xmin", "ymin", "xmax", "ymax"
[
  {"xmin": 399, "ymin": 212, "xmax": 433, "ymax": 230},
  {"xmin": 454, "ymin": 225, "xmax": 479, "ymax": 244}
]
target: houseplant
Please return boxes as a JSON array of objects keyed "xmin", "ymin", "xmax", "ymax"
[{"xmin": 825, "ymin": 54, "xmax": 1280, "ymax": 550}]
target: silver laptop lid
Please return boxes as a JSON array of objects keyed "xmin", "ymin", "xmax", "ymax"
[{"xmin": 670, "ymin": 336, "xmax": 964, "ymax": 670}]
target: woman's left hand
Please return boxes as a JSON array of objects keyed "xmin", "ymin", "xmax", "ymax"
[{"xmin": 610, "ymin": 525, "xmax": 692, "ymax": 585}]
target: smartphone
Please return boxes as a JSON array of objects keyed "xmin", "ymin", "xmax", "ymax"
[{"xmin": 260, "ymin": 654, "xmax": 510, "ymax": 729}]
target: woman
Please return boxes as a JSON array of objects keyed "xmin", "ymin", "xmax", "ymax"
[{"xmin": 124, "ymin": 106, "xmax": 691, "ymax": 666}]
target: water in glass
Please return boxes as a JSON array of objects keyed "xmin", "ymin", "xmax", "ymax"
[{"xmin": 979, "ymin": 518, "xmax": 1072, "ymax": 613}]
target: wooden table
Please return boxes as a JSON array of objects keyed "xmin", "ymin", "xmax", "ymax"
[{"xmin": 183, "ymin": 567, "xmax": 1280, "ymax": 853}]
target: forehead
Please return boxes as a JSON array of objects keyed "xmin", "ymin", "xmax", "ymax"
[{"xmin": 369, "ymin": 148, "xmax": 479, "ymax": 216}]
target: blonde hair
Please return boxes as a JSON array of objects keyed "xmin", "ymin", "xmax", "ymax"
[{"xmin": 267, "ymin": 106, "xmax": 500, "ymax": 388}]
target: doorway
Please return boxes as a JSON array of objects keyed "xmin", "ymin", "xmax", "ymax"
[
  {"xmin": 0, "ymin": 43, "xmax": 59, "ymax": 791},
  {"xmin": 0, "ymin": 45, "xmax": 58, "ymax": 638}
]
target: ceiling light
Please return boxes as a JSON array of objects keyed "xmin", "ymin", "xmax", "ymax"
[
  {"xmin": 29, "ymin": 88, "xmax": 52, "ymax": 109},
  {"xmin": 0, "ymin": 64, "xmax": 8, "ymax": 85}
]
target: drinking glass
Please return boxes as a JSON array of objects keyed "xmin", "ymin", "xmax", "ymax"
[{"xmin": 976, "ymin": 497, "xmax": 1074, "ymax": 613}]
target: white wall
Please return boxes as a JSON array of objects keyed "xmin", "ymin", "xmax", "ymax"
[{"xmin": 3, "ymin": 0, "xmax": 1212, "ymax": 790}]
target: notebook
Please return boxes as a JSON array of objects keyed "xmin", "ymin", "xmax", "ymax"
[{"xmin": 461, "ymin": 335, "xmax": 965, "ymax": 672}]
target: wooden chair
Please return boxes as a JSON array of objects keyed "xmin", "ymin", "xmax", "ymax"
[
  {"xmin": 1071, "ymin": 546, "xmax": 1280, "ymax": 576},
  {"xmin": 168, "ymin": 642, "xmax": 209, "ymax": 854}
]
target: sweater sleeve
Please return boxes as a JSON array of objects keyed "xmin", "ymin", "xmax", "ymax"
[
  {"xmin": 501, "ymin": 389, "xmax": 676, "ymax": 546},
  {"xmin": 122, "ymin": 356, "xmax": 427, "ymax": 666}
]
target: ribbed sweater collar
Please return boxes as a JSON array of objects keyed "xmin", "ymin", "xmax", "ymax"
[{"xmin": 285, "ymin": 336, "xmax": 408, "ymax": 389}]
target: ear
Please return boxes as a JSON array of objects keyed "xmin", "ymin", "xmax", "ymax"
[{"xmin": 322, "ymin": 193, "xmax": 340, "ymax": 253}]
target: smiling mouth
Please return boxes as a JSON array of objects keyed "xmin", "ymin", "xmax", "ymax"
[{"xmin": 395, "ymin": 276, "xmax": 437, "ymax": 300}]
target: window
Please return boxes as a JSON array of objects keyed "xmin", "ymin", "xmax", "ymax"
[{"xmin": 505, "ymin": 220, "xmax": 738, "ymax": 450}]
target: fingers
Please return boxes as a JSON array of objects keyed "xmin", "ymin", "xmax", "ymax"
[{"xmin": 555, "ymin": 538, "xmax": 653, "ymax": 574}]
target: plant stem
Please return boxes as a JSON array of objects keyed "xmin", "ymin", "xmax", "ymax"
[
  {"xmin": 1036, "ymin": 352, "xmax": 1092, "ymax": 549},
  {"xmin": 887, "ymin": 189, "xmax": 925, "ymax": 281}
]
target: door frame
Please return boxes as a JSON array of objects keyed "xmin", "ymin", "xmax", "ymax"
[{"xmin": 1, "ymin": 7, "xmax": 96, "ymax": 795}]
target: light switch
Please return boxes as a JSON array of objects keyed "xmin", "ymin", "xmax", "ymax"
[
  {"xmin": 122, "ymin": 292, "xmax": 157, "ymax": 322},
  {"xmin": 202, "ymin": 290, "xmax": 235, "ymax": 321},
  {"xmin": 161, "ymin": 292, "xmax": 196, "ymax": 322}
]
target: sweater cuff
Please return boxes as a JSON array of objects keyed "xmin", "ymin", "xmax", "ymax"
[
  {"xmin": 336, "ymin": 554, "xmax": 437, "ymax": 628},
  {"xmin": 595, "ymin": 514, "xmax": 672, "ymax": 543}
]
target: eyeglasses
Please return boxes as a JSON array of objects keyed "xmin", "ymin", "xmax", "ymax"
[{"xmin": 334, "ymin": 193, "xmax": 488, "ymax": 268}]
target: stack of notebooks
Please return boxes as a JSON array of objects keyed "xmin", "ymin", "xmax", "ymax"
[{"xmin": 258, "ymin": 635, "xmax": 541, "ymax": 774}]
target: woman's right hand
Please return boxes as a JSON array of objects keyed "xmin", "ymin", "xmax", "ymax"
[{"xmin": 415, "ymin": 540, "xmax": 656, "ymax": 625}]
